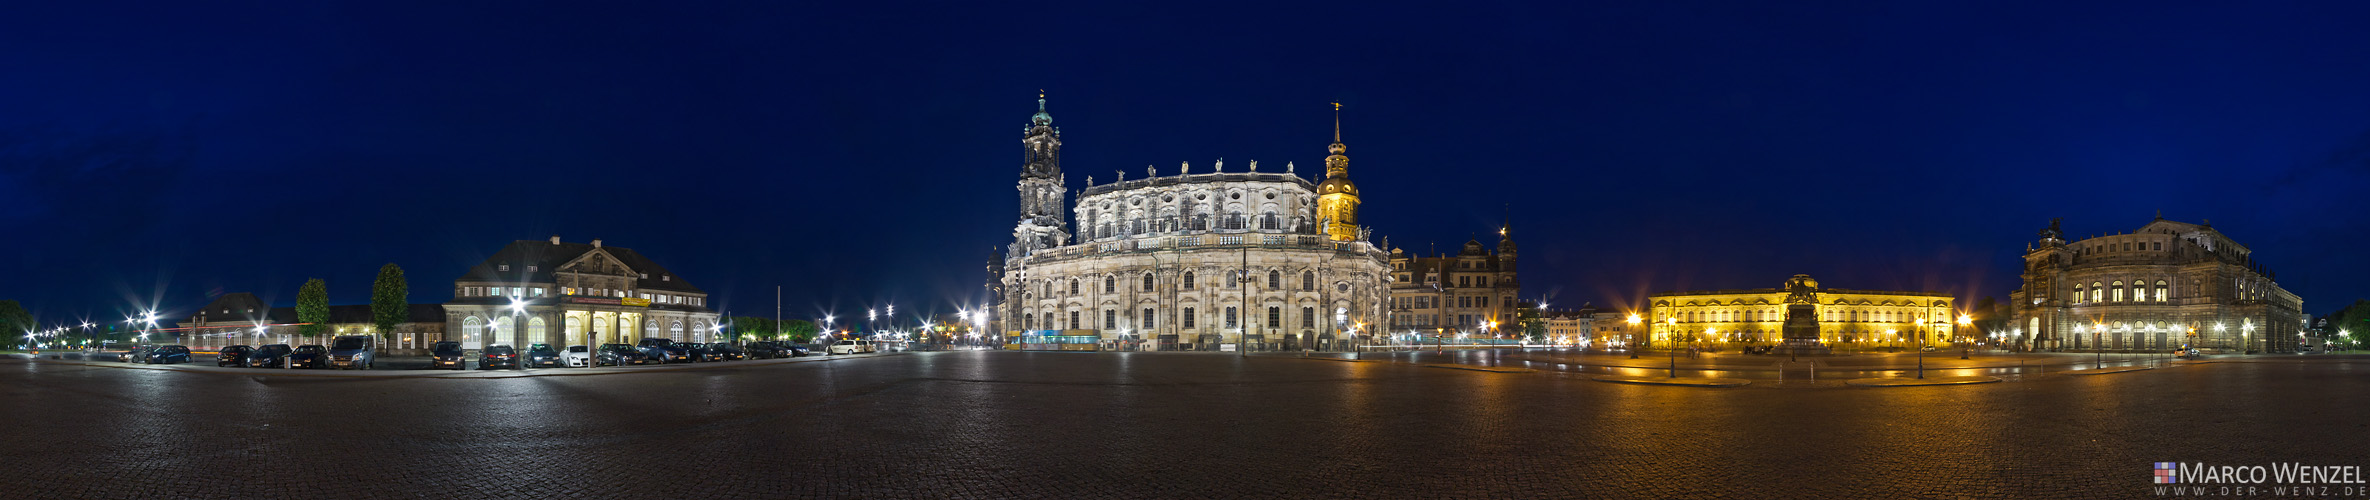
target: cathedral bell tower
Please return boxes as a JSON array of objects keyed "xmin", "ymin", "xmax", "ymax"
[
  {"xmin": 1012, "ymin": 92, "xmax": 1071, "ymax": 256},
  {"xmin": 1316, "ymin": 102, "xmax": 1362, "ymax": 241}
]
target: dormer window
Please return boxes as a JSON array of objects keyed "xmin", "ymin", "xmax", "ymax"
[
  {"xmin": 499, "ymin": 264, "xmax": 510, "ymax": 272},
  {"xmin": 527, "ymin": 265, "xmax": 538, "ymax": 272},
  {"xmin": 641, "ymin": 273, "xmax": 649, "ymax": 279},
  {"xmin": 663, "ymin": 275, "xmax": 670, "ymax": 281}
]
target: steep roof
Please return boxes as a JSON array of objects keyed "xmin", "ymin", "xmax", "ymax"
[{"xmin": 456, "ymin": 239, "xmax": 705, "ymax": 294}]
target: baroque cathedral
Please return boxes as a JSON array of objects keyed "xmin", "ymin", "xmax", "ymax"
[{"xmin": 992, "ymin": 96, "xmax": 1391, "ymax": 351}]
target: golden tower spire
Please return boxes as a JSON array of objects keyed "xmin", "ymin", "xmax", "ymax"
[{"xmin": 1317, "ymin": 102, "xmax": 1360, "ymax": 241}]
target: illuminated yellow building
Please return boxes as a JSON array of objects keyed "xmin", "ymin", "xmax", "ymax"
[
  {"xmin": 1315, "ymin": 103, "xmax": 1360, "ymax": 242},
  {"xmin": 1647, "ymin": 274, "xmax": 1955, "ymax": 348}
]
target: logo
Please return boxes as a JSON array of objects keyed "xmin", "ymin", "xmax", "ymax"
[{"xmin": 2154, "ymin": 462, "xmax": 2179, "ymax": 484}]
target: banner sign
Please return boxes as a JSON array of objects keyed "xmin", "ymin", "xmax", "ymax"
[
  {"xmin": 621, "ymin": 297, "xmax": 651, "ymax": 307},
  {"xmin": 566, "ymin": 296, "xmax": 648, "ymax": 307}
]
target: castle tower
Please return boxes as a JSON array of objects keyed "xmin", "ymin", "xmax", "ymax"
[
  {"xmin": 1012, "ymin": 92, "xmax": 1071, "ymax": 255},
  {"xmin": 1316, "ymin": 103, "xmax": 1362, "ymax": 241}
]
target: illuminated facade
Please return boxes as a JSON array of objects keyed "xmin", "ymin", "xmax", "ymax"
[
  {"xmin": 2007, "ymin": 217, "xmax": 2303, "ymax": 352},
  {"xmin": 1386, "ymin": 231, "xmax": 1521, "ymax": 336},
  {"xmin": 1648, "ymin": 275, "xmax": 1955, "ymax": 347},
  {"xmin": 177, "ymin": 293, "xmax": 445, "ymax": 354},
  {"xmin": 444, "ymin": 236, "xmax": 720, "ymax": 351},
  {"xmin": 995, "ymin": 97, "xmax": 1390, "ymax": 351}
]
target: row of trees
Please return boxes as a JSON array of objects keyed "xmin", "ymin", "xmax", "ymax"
[
  {"xmin": 293, "ymin": 263, "xmax": 412, "ymax": 342},
  {"xmin": 725, "ymin": 316, "xmax": 821, "ymax": 344}
]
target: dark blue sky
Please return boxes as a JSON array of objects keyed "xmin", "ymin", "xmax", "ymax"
[{"xmin": 5, "ymin": 1, "xmax": 2367, "ymax": 327}]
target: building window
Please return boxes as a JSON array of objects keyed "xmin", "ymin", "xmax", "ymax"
[
  {"xmin": 1142, "ymin": 308, "xmax": 1154, "ymax": 328},
  {"xmin": 1143, "ymin": 273, "xmax": 1155, "ymax": 291},
  {"xmin": 1477, "ymin": 277, "xmax": 1489, "ymax": 287},
  {"xmin": 1266, "ymin": 307, "xmax": 1280, "ymax": 328},
  {"xmin": 2091, "ymin": 282, "xmax": 2103, "ymax": 302},
  {"xmin": 1183, "ymin": 272, "xmax": 1196, "ymax": 290},
  {"xmin": 1104, "ymin": 276, "xmax": 1116, "ymax": 294},
  {"xmin": 1225, "ymin": 307, "xmax": 1238, "ymax": 328},
  {"xmin": 1183, "ymin": 307, "xmax": 1197, "ymax": 328},
  {"xmin": 498, "ymin": 264, "xmax": 509, "ymax": 272},
  {"xmin": 1104, "ymin": 309, "xmax": 1116, "ymax": 330},
  {"xmin": 1459, "ymin": 297, "xmax": 1472, "ymax": 308},
  {"xmin": 2153, "ymin": 242, "xmax": 2161, "ymax": 251},
  {"xmin": 1459, "ymin": 276, "xmax": 1471, "ymax": 287},
  {"xmin": 2112, "ymin": 280, "xmax": 2124, "ymax": 302},
  {"xmin": 1069, "ymin": 279, "xmax": 1080, "ymax": 295},
  {"xmin": 1301, "ymin": 307, "xmax": 1315, "ymax": 328},
  {"xmin": 2155, "ymin": 280, "xmax": 2167, "ymax": 302},
  {"xmin": 1267, "ymin": 270, "xmax": 1280, "ymax": 289},
  {"xmin": 1069, "ymin": 311, "xmax": 1080, "ymax": 330},
  {"xmin": 1479, "ymin": 296, "xmax": 1490, "ymax": 308},
  {"xmin": 1302, "ymin": 272, "xmax": 1315, "ymax": 291}
]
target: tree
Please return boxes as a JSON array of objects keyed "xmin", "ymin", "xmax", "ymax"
[
  {"xmin": 371, "ymin": 263, "xmax": 408, "ymax": 343},
  {"xmin": 0, "ymin": 300, "xmax": 34, "ymax": 348},
  {"xmin": 296, "ymin": 278, "xmax": 330, "ymax": 338},
  {"xmin": 2331, "ymin": 299, "xmax": 2370, "ymax": 351},
  {"xmin": 783, "ymin": 319, "xmax": 819, "ymax": 343},
  {"xmin": 1970, "ymin": 296, "xmax": 2005, "ymax": 341}
]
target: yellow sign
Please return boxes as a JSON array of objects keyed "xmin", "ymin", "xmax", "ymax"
[{"xmin": 621, "ymin": 297, "xmax": 651, "ymax": 307}]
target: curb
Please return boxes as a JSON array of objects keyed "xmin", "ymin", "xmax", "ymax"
[
  {"xmin": 24, "ymin": 352, "xmax": 902, "ymax": 379},
  {"xmin": 2062, "ymin": 366, "xmax": 2156, "ymax": 376},
  {"xmin": 1845, "ymin": 375, "xmax": 2003, "ymax": 387},
  {"xmin": 1591, "ymin": 375, "xmax": 1749, "ymax": 387},
  {"xmin": 1422, "ymin": 364, "xmax": 1535, "ymax": 373}
]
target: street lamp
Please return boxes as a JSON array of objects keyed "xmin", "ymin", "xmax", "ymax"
[
  {"xmin": 1665, "ymin": 317, "xmax": 1678, "ymax": 378},
  {"xmin": 1957, "ymin": 313, "xmax": 1973, "ymax": 359},
  {"xmin": 1913, "ymin": 318, "xmax": 1927, "ymax": 379},
  {"xmin": 1626, "ymin": 313, "xmax": 1642, "ymax": 359}
]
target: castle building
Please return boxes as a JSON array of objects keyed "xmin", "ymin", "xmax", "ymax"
[
  {"xmin": 994, "ymin": 97, "xmax": 1391, "ymax": 351},
  {"xmin": 1386, "ymin": 230, "xmax": 1521, "ymax": 337},
  {"xmin": 2008, "ymin": 217, "xmax": 2304, "ymax": 353},
  {"xmin": 1648, "ymin": 275, "xmax": 1956, "ymax": 348},
  {"xmin": 443, "ymin": 236, "xmax": 721, "ymax": 351}
]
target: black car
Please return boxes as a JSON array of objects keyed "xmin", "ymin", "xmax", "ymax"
[
  {"xmin": 290, "ymin": 345, "xmax": 328, "ymax": 369},
  {"xmin": 786, "ymin": 344, "xmax": 810, "ymax": 357},
  {"xmin": 524, "ymin": 344, "xmax": 562, "ymax": 368},
  {"xmin": 636, "ymin": 338, "xmax": 691, "ymax": 364},
  {"xmin": 144, "ymin": 345, "xmax": 191, "ymax": 364},
  {"xmin": 430, "ymin": 341, "xmax": 468, "ymax": 370},
  {"xmin": 744, "ymin": 341, "xmax": 781, "ymax": 359},
  {"xmin": 596, "ymin": 343, "xmax": 650, "ymax": 366},
  {"xmin": 479, "ymin": 345, "xmax": 519, "ymax": 369},
  {"xmin": 681, "ymin": 342, "xmax": 722, "ymax": 362},
  {"xmin": 218, "ymin": 345, "xmax": 254, "ymax": 367},
  {"xmin": 246, "ymin": 344, "xmax": 293, "ymax": 368},
  {"xmin": 709, "ymin": 343, "xmax": 748, "ymax": 361}
]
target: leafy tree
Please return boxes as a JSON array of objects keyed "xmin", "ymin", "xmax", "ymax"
[
  {"xmin": 0, "ymin": 300, "xmax": 34, "ymax": 348},
  {"xmin": 1970, "ymin": 296, "xmax": 2006, "ymax": 340},
  {"xmin": 296, "ymin": 278, "xmax": 330, "ymax": 338},
  {"xmin": 1523, "ymin": 318, "xmax": 1548, "ymax": 343},
  {"xmin": 371, "ymin": 263, "xmax": 408, "ymax": 343},
  {"xmin": 2331, "ymin": 299, "xmax": 2370, "ymax": 350},
  {"xmin": 783, "ymin": 319, "xmax": 819, "ymax": 343}
]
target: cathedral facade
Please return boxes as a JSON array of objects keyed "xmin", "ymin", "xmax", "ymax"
[
  {"xmin": 2008, "ymin": 217, "xmax": 2304, "ymax": 353},
  {"xmin": 994, "ymin": 97, "xmax": 1390, "ymax": 351}
]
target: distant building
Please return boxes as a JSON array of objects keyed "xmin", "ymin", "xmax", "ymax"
[
  {"xmin": 444, "ymin": 236, "xmax": 721, "ymax": 350},
  {"xmin": 1649, "ymin": 275, "xmax": 1955, "ymax": 348},
  {"xmin": 1386, "ymin": 229, "xmax": 1522, "ymax": 337},
  {"xmin": 2008, "ymin": 217, "xmax": 2305, "ymax": 353},
  {"xmin": 1543, "ymin": 308, "xmax": 1594, "ymax": 345},
  {"xmin": 178, "ymin": 293, "xmax": 445, "ymax": 354},
  {"xmin": 1590, "ymin": 310, "xmax": 1635, "ymax": 347}
]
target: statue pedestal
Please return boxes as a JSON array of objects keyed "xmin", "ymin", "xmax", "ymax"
[{"xmin": 1776, "ymin": 302, "xmax": 1833, "ymax": 356}]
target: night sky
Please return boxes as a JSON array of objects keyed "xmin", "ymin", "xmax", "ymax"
[{"xmin": 5, "ymin": 2, "xmax": 2368, "ymax": 327}]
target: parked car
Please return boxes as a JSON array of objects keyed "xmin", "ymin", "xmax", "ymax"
[
  {"xmin": 564, "ymin": 345, "xmax": 593, "ymax": 367},
  {"xmin": 827, "ymin": 340, "xmax": 873, "ymax": 355},
  {"xmin": 123, "ymin": 345, "xmax": 155, "ymax": 363},
  {"xmin": 787, "ymin": 344, "xmax": 810, "ymax": 357},
  {"xmin": 709, "ymin": 343, "xmax": 747, "ymax": 361},
  {"xmin": 681, "ymin": 342, "xmax": 722, "ymax": 362},
  {"xmin": 430, "ymin": 341, "xmax": 468, "ymax": 370},
  {"xmin": 246, "ymin": 344, "xmax": 294, "ymax": 368},
  {"xmin": 597, "ymin": 343, "xmax": 650, "ymax": 366},
  {"xmin": 287, "ymin": 345, "xmax": 328, "ymax": 369},
  {"xmin": 218, "ymin": 345, "xmax": 255, "ymax": 367},
  {"xmin": 329, "ymin": 335, "xmax": 376, "ymax": 370},
  {"xmin": 637, "ymin": 338, "xmax": 691, "ymax": 364},
  {"xmin": 144, "ymin": 345, "xmax": 191, "ymax": 364},
  {"xmin": 745, "ymin": 341, "xmax": 785, "ymax": 359},
  {"xmin": 479, "ymin": 345, "xmax": 519, "ymax": 369},
  {"xmin": 524, "ymin": 344, "xmax": 563, "ymax": 368}
]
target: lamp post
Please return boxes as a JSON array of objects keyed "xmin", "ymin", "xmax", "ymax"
[
  {"xmin": 1914, "ymin": 319, "xmax": 1928, "ymax": 379},
  {"xmin": 2094, "ymin": 322, "xmax": 2107, "ymax": 369},
  {"xmin": 1666, "ymin": 317, "xmax": 1678, "ymax": 378},
  {"xmin": 1958, "ymin": 313, "xmax": 1973, "ymax": 359},
  {"xmin": 1626, "ymin": 313, "xmax": 1642, "ymax": 359}
]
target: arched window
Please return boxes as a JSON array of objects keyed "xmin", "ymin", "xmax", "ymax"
[
  {"xmin": 2154, "ymin": 280, "xmax": 2167, "ymax": 302},
  {"xmin": 462, "ymin": 317, "xmax": 484, "ymax": 349},
  {"xmin": 1069, "ymin": 279, "xmax": 1080, "ymax": 295},
  {"xmin": 1104, "ymin": 275, "xmax": 1116, "ymax": 293},
  {"xmin": 2074, "ymin": 284, "xmax": 2085, "ymax": 303},
  {"xmin": 1302, "ymin": 271, "xmax": 1315, "ymax": 291},
  {"xmin": 2091, "ymin": 282, "xmax": 2103, "ymax": 302},
  {"xmin": 1142, "ymin": 273, "xmax": 1154, "ymax": 291},
  {"xmin": 1023, "ymin": 314, "xmax": 1034, "ymax": 330},
  {"xmin": 1183, "ymin": 272, "xmax": 1196, "ymax": 290},
  {"xmin": 670, "ymin": 321, "xmax": 684, "ymax": 340},
  {"xmin": 565, "ymin": 317, "xmax": 583, "ymax": 345},
  {"xmin": 528, "ymin": 317, "xmax": 547, "ymax": 344},
  {"xmin": 1267, "ymin": 270, "xmax": 1280, "ymax": 289},
  {"xmin": 2112, "ymin": 280, "xmax": 2124, "ymax": 302}
]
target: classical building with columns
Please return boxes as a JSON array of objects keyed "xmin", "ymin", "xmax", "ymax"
[
  {"xmin": 994, "ymin": 97, "xmax": 1391, "ymax": 351},
  {"xmin": 1648, "ymin": 275, "xmax": 1957, "ymax": 349},
  {"xmin": 2008, "ymin": 217, "xmax": 2303, "ymax": 353},
  {"xmin": 444, "ymin": 236, "xmax": 720, "ymax": 350}
]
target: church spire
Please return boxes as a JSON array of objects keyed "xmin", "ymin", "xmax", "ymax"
[{"xmin": 1316, "ymin": 102, "xmax": 1361, "ymax": 241}]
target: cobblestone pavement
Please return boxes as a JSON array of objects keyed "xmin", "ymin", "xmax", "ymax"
[{"xmin": 3, "ymin": 351, "xmax": 2366, "ymax": 499}]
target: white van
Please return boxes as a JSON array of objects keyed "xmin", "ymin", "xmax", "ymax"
[{"xmin": 828, "ymin": 340, "xmax": 874, "ymax": 355}]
